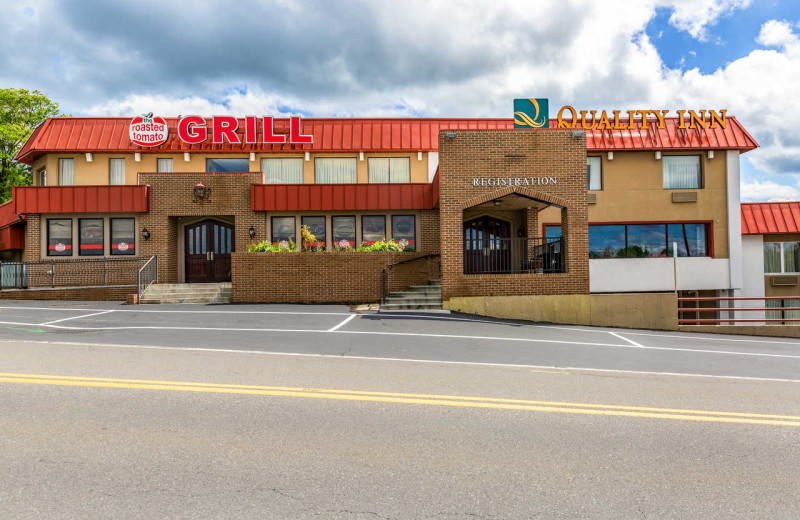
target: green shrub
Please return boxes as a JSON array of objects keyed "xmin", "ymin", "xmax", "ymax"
[{"xmin": 247, "ymin": 239, "xmax": 298, "ymax": 252}]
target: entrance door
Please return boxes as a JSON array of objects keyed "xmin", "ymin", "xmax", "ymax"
[
  {"xmin": 463, "ymin": 216, "xmax": 512, "ymax": 273},
  {"xmin": 185, "ymin": 220, "xmax": 235, "ymax": 283}
]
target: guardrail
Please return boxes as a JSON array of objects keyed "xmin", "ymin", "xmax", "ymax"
[
  {"xmin": 463, "ymin": 236, "xmax": 564, "ymax": 275},
  {"xmin": 0, "ymin": 257, "xmax": 148, "ymax": 289},
  {"xmin": 678, "ymin": 296, "xmax": 800, "ymax": 324},
  {"xmin": 137, "ymin": 256, "xmax": 158, "ymax": 299}
]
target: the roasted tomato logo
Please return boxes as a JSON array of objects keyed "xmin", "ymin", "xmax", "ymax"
[{"xmin": 129, "ymin": 112, "xmax": 168, "ymax": 147}]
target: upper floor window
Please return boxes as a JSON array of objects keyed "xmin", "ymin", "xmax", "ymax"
[
  {"xmin": 207, "ymin": 158, "xmax": 249, "ymax": 172},
  {"xmin": 764, "ymin": 241, "xmax": 800, "ymax": 274},
  {"xmin": 262, "ymin": 158, "xmax": 304, "ymax": 184},
  {"xmin": 110, "ymin": 158, "xmax": 125, "ymax": 185},
  {"xmin": 587, "ymin": 156, "xmax": 602, "ymax": 190},
  {"xmin": 37, "ymin": 168, "xmax": 46, "ymax": 186},
  {"xmin": 315, "ymin": 158, "xmax": 357, "ymax": 183},
  {"xmin": 663, "ymin": 156, "xmax": 701, "ymax": 190},
  {"xmin": 157, "ymin": 158, "xmax": 173, "ymax": 173},
  {"xmin": 58, "ymin": 158, "xmax": 74, "ymax": 186},
  {"xmin": 368, "ymin": 158, "xmax": 411, "ymax": 183}
]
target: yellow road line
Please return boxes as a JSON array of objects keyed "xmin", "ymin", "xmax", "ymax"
[{"xmin": 1, "ymin": 373, "xmax": 799, "ymax": 427}]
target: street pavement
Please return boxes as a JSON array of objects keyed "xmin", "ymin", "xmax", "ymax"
[{"xmin": 1, "ymin": 301, "xmax": 800, "ymax": 519}]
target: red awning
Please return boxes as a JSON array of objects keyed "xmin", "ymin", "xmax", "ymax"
[
  {"xmin": 15, "ymin": 116, "xmax": 759, "ymax": 164},
  {"xmin": 13, "ymin": 185, "xmax": 150, "ymax": 214},
  {"xmin": 742, "ymin": 202, "xmax": 800, "ymax": 235},
  {"xmin": 252, "ymin": 182, "xmax": 437, "ymax": 211}
]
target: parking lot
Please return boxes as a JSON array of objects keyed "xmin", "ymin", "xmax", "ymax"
[{"xmin": 0, "ymin": 300, "xmax": 799, "ymax": 381}]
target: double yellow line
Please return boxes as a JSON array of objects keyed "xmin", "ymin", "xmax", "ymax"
[{"xmin": 2, "ymin": 372, "xmax": 800, "ymax": 427}]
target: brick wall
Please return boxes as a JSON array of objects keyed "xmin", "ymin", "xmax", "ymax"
[
  {"xmin": 0, "ymin": 285, "xmax": 134, "ymax": 301},
  {"xmin": 232, "ymin": 251, "xmax": 440, "ymax": 303},
  {"xmin": 138, "ymin": 172, "xmax": 263, "ymax": 283},
  {"xmin": 438, "ymin": 129, "xmax": 589, "ymax": 300}
]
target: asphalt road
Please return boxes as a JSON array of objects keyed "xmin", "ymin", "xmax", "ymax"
[{"xmin": 1, "ymin": 301, "xmax": 800, "ymax": 519}]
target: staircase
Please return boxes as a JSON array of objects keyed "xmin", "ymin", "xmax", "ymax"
[
  {"xmin": 380, "ymin": 278, "xmax": 442, "ymax": 311},
  {"xmin": 140, "ymin": 283, "xmax": 232, "ymax": 304}
]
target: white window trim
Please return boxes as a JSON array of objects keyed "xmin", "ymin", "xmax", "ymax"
[{"xmin": 765, "ymin": 241, "xmax": 800, "ymax": 274}]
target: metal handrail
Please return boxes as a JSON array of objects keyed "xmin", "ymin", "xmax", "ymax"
[
  {"xmin": 678, "ymin": 295, "xmax": 800, "ymax": 325},
  {"xmin": 137, "ymin": 256, "xmax": 158, "ymax": 299},
  {"xmin": 381, "ymin": 254, "xmax": 441, "ymax": 306}
]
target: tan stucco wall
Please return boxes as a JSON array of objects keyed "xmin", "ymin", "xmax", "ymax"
[
  {"xmin": 538, "ymin": 151, "xmax": 730, "ymax": 258},
  {"xmin": 445, "ymin": 293, "xmax": 679, "ymax": 330},
  {"xmin": 32, "ymin": 152, "xmax": 429, "ymax": 186}
]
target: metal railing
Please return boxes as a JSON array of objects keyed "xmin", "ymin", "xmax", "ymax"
[
  {"xmin": 0, "ymin": 257, "xmax": 149, "ymax": 290},
  {"xmin": 137, "ymin": 256, "xmax": 159, "ymax": 299},
  {"xmin": 381, "ymin": 254, "xmax": 441, "ymax": 306},
  {"xmin": 678, "ymin": 296, "xmax": 800, "ymax": 324},
  {"xmin": 463, "ymin": 236, "xmax": 564, "ymax": 274}
]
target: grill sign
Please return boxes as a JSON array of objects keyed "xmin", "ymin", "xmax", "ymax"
[
  {"xmin": 54, "ymin": 243, "xmax": 66, "ymax": 253},
  {"xmin": 129, "ymin": 113, "xmax": 169, "ymax": 147},
  {"xmin": 117, "ymin": 241, "xmax": 129, "ymax": 252}
]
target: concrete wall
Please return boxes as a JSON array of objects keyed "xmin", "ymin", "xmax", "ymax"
[
  {"xmin": 589, "ymin": 257, "xmax": 730, "ymax": 293},
  {"xmin": 741, "ymin": 234, "xmax": 766, "ymax": 321},
  {"xmin": 445, "ymin": 293, "xmax": 678, "ymax": 330}
]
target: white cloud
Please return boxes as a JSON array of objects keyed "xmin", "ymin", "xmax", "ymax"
[
  {"xmin": 756, "ymin": 19, "xmax": 799, "ymax": 48},
  {"xmin": 657, "ymin": 0, "xmax": 752, "ymax": 40},
  {"xmin": 741, "ymin": 180, "xmax": 800, "ymax": 202}
]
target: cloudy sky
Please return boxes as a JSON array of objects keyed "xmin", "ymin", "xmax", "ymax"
[{"xmin": 2, "ymin": 0, "xmax": 800, "ymax": 201}]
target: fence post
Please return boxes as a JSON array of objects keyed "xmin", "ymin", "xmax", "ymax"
[
  {"xmin": 381, "ymin": 268, "xmax": 387, "ymax": 306},
  {"xmin": 51, "ymin": 259, "xmax": 55, "ymax": 288},
  {"xmin": 103, "ymin": 257, "xmax": 107, "ymax": 285}
]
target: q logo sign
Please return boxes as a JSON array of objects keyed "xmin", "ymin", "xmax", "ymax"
[{"xmin": 129, "ymin": 113, "xmax": 168, "ymax": 147}]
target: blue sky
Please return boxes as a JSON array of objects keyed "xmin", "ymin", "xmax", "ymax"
[{"xmin": 1, "ymin": 0, "xmax": 800, "ymax": 201}]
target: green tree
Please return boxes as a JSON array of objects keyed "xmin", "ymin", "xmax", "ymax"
[{"xmin": 0, "ymin": 88, "xmax": 63, "ymax": 202}]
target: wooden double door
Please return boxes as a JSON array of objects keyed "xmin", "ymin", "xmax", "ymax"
[
  {"xmin": 463, "ymin": 216, "xmax": 512, "ymax": 274},
  {"xmin": 185, "ymin": 220, "xmax": 234, "ymax": 283}
]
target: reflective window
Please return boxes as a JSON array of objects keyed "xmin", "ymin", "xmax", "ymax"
[
  {"xmin": 391, "ymin": 215, "xmax": 415, "ymax": 249},
  {"xmin": 764, "ymin": 242, "xmax": 800, "ymax": 273},
  {"xmin": 589, "ymin": 225, "xmax": 626, "ymax": 258},
  {"xmin": 110, "ymin": 218, "xmax": 135, "ymax": 255},
  {"xmin": 78, "ymin": 219, "xmax": 104, "ymax": 256},
  {"xmin": 271, "ymin": 216, "xmax": 296, "ymax": 244},
  {"xmin": 361, "ymin": 216, "xmax": 386, "ymax": 245},
  {"xmin": 626, "ymin": 224, "xmax": 668, "ymax": 258},
  {"xmin": 47, "ymin": 219, "xmax": 72, "ymax": 256},
  {"xmin": 302, "ymin": 216, "xmax": 326, "ymax": 251},
  {"xmin": 206, "ymin": 158, "xmax": 249, "ymax": 172},
  {"xmin": 332, "ymin": 216, "xmax": 355, "ymax": 248},
  {"xmin": 667, "ymin": 223, "xmax": 707, "ymax": 257},
  {"xmin": 545, "ymin": 225, "xmax": 562, "ymax": 239},
  {"xmin": 587, "ymin": 156, "xmax": 602, "ymax": 191}
]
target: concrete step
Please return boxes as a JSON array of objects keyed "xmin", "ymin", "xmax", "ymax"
[
  {"xmin": 141, "ymin": 283, "xmax": 231, "ymax": 304},
  {"xmin": 408, "ymin": 284, "xmax": 443, "ymax": 291},
  {"xmin": 140, "ymin": 297, "xmax": 231, "ymax": 305},
  {"xmin": 380, "ymin": 302, "xmax": 443, "ymax": 310},
  {"xmin": 385, "ymin": 295, "xmax": 443, "ymax": 304},
  {"xmin": 428, "ymin": 279, "xmax": 442, "ymax": 285},
  {"xmin": 389, "ymin": 289, "xmax": 441, "ymax": 297}
]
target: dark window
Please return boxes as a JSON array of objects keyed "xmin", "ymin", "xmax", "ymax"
[
  {"xmin": 302, "ymin": 216, "xmax": 326, "ymax": 251},
  {"xmin": 589, "ymin": 225, "xmax": 626, "ymax": 258},
  {"xmin": 78, "ymin": 218, "xmax": 104, "ymax": 256},
  {"xmin": 110, "ymin": 218, "xmax": 135, "ymax": 255},
  {"xmin": 545, "ymin": 225, "xmax": 562, "ymax": 239},
  {"xmin": 361, "ymin": 215, "xmax": 386, "ymax": 245},
  {"xmin": 47, "ymin": 219, "xmax": 72, "ymax": 256},
  {"xmin": 332, "ymin": 216, "xmax": 355, "ymax": 248},
  {"xmin": 391, "ymin": 215, "xmax": 415, "ymax": 249},
  {"xmin": 206, "ymin": 158, "xmax": 249, "ymax": 172},
  {"xmin": 271, "ymin": 216, "xmax": 296, "ymax": 244}
]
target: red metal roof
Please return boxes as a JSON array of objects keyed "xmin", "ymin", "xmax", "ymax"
[
  {"xmin": 742, "ymin": 202, "xmax": 800, "ymax": 235},
  {"xmin": 252, "ymin": 182, "xmax": 437, "ymax": 212},
  {"xmin": 13, "ymin": 185, "xmax": 150, "ymax": 214},
  {"xmin": 15, "ymin": 116, "xmax": 758, "ymax": 164}
]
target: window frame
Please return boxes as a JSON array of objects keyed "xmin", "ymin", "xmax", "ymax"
[
  {"xmin": 37, "ymin": 168, "xmax": 47, "ymax": 186},
  {"xmin": 301, "ymin": 215, "xmax": 327, "ymax": 251},
  {"xmin": 361, "ymin": 215, "xmax": 387, "ymax": 245},
  {"xmin": 58, "ymin": 158, "xmax": 74, "ymax": 186},
  {"xmin": 157, "ymin": 157, "xmax": 174, "ymax": 173},
  {"xmin": 764, "ymin": 241, "xmax": 800, "ymax": 274},
  {"xmin": 314, "ymin": 157, "xmax": 358, "ymax": 184},
  {"xmin": 271, "ymin": 216, "xmax": 297, "ymax": 245},
  {"xmin": 47, "ymin": 218, "xmax": 73, "ymax": 257},
  {"xmin": 109, "ymin": 158, "xmax": 126, "ymax": 185},
  {"xmin": 331, "ymin": 215, "xmax": 356, "ymax": 249},
  {"xmin": 109, "ymin": 217, "xmax": 136, "ymax": 256},
  {"xmin": 662, "ymin": 155, "xmax": 703, "ymax": 190},
  {"xmin": 390, "ymin": 214, "xmax": 416, "ymax": 248},
  {"xmin": 78, "ymin": 218, "xmax": 104, "ymax": 256},
  {"xmin": 368, "ymin": 157, "xmax": 412, "ymax": 184},
  {"xmin": 261, "ymin": 157, "xmax": 305, "ymax": 184},
  {"xmin": 587, "ymin": 156, "xmax": 602, "ymax": 191}
]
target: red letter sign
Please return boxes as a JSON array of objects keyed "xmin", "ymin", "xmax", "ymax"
[
  {"xmin": 212, "ymin": 116, "xmax": 241, "ymax": 144},
  {"xmin": 290, "ymin": 116, "xmax": 313, "ymax": 144},
  {"xmin": 263, "ymin": 117, "xmax": 286, "ymax": 144},
  {"xmin": 178, "ymin": 116, "xmax": 207, "ymax": 144}
]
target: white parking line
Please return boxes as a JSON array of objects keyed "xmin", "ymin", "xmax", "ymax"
[
  {"xmin": 0, "ymin": 306, "xmax": 352, "ymax": 316},
  {"xmin": 607, "ymin": 331, "xmax": 643, "ymax": 347},
  {"xmin": 328, "ymin": 314, "xmax": 357, "ymax": 332},
  {"xmin": 39, "ymin": 310, "xmax": 113, "ymax": 326}
]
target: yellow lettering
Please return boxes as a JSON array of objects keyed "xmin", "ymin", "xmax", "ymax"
[
  {"xmin": 677, "ymin": 110, "xmax": 687, "ymax": 129},
  {"xmin": 689, "ymin": 110, "xmax": 706, "ymax": 129},
  {"xmin": 653, "ymin": 110, "xmax": 669, "ymax": 129},
  {"xmin": 612, "ymin": 110, "xmax": 627, "ymax": 130},
  {"xmin": 557, "ymin": 105, "xmax": 577, "ymax": 128},
  {"xmin": 580, "ymin": 110, "xmax": 597, "ymax": 130},
  {"xmin": 635, "ymin": 110, "xmax": 650, "ymax": 127},
  {"xmin": 709, "ymin": 109, "xmax": 727, "ymax": 129},
  {"xmin": 596, "ymin": 111, "xmax": 612, "ymax": 130},
  {"xmin": 627, "ymin": 110, "xmax": 636, "ymax": 129}
]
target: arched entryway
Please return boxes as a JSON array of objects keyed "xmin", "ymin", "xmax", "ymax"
[
  {"xmin": 464, "ymin": 216, "xmax": 512, "ymax": 274},
  {"xmin": 184, "ymin": 219, "xmax": 235, "ymax": 283}
]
